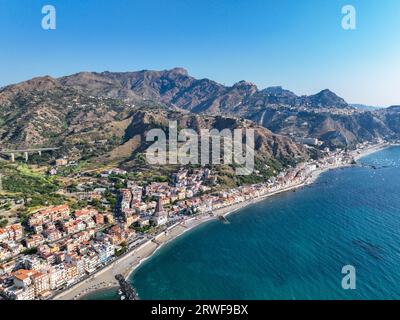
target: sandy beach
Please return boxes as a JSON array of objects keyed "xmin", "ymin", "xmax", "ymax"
[
  {"xmin": 352, "ymin": 142, "xmax": 392, "ymax": 161},
  {"xmin": 53, "ymin": 142, "xmax": 392, "ymax": 300}
]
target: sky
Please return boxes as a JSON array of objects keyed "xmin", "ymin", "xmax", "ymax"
[{"xmin": 1, "ymin": 0, "xmax": 400, "ymax": 106}]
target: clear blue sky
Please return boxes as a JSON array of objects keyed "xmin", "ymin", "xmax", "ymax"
[{"xmin": 1, "ymin": 0, "xmax": 400, "ymax": 106}]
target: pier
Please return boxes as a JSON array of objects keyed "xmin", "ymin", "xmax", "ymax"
[{"xmin": 115, "ymin": 274, "xmax": 138, "ymax": 300}]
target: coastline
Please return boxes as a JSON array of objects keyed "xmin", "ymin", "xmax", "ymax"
[
  {"xmin": 353, "ymin": 142, "xmax": 394, "ymax": 161},
  {"xmin": 54, "ymin": 142, "xmax": 392, "ymax": 300}
]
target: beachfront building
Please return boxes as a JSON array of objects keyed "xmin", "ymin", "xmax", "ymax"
[{"xmin": 2, "ymin": 284, "xmax": 35, "ymax": 300}]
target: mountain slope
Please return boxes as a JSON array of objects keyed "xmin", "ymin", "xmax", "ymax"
[
  {"xmin": 1, "ymin": 68, "xmax": 399, "ymax": 153},
  {"xmin": 247, "ymin": 106, "xmax": 394, "ymax": 148},
  {"xmin": 0, "ymin": 78, "xmax": 310, "ymax": 175},
  {"xmin": 56, "ymin": 69, "xmax": 352, "ymax": 113}
]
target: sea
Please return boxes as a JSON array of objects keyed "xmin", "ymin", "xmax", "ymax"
[{"xmin": 84, "ymin": 146, "xmax": 400, "ymax": 300}]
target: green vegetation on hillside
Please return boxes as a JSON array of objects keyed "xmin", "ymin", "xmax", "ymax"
[
  {"xmin": 0, "ymin": 163, "xmax": 66, "ymax": 214},
  {"xmin": 1, "ymin": 164, "xmax": 59, "ymax": 194}
]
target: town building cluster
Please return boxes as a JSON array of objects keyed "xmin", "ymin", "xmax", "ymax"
[
  {"xmin": 0, "ymin": 204, "xmax": 127, "ymax": 300},
  {"xmin": 0, "ymin": 147, "xmax": 356, "ymax": 300},
  {"xmin": 118, "ymin": 168, "xmax": 215, "ymax": 227},
  {"xmin": 0, "ymin": 224, "xmax": 24, "ymax": 261}
]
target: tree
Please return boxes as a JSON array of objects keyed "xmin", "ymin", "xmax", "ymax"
[{"xmin": 0, "ymin": 219, "xmax": 9, "ymax": 228}]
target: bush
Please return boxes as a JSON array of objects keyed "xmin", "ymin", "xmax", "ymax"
[
  {"xmin": 0, "ymin": 219, "xmax": 9, "ymax": 228},
  {"xmin": 22, "ymin": 247, "xmax": 38, "ymax": 255}
]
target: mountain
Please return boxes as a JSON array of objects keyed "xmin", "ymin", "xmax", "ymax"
[
  {"xmin": 0, "ymin": 76, "xmax": 311, "ymax": 180},
  {"xmin": 54, "ymin": 69, "xmax": 351, "ymax": 114},
  {"xmin": 1, "ymin": 68, "xmax": 398, "ymax": 154},
  {"xmin": 248, "ymin": 107, "xmax": 394, "ymax": 149},
  {"xmin": 304, "ymin": 89, "xmax": 349, "ymax": 109},
  {"xmin": 58, "ymin": 68, "xmax": 227, "ymax": 113},
  {"xmin": 351, "ymin": 104, "xmax": 383, "ymax": 111},
  {"xmin": 373, "ymin": 106, "xmax": 400, "ymax": 136},
  {"xmin": 0, "ymin": 76, "xmax": 133, "ymax": 156},
  {"xmin": 386, "ymin": 105, "xmax": 400, "ymax": 112},
  {"xmin": 260, "ymin": 86, "xmax": 298, "ymax": 105},
  {"xmin": 121, "ymin": 108, "xmax": 310, "ymax": 167}
]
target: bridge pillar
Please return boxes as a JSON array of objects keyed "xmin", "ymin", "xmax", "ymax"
[
  {"xmin": 10, "ymin": 153, "xmax": 15, "ymax": 162},
  {"xmin": 24, "ymin": 152, "xmax": 28, "ymax": 162}
]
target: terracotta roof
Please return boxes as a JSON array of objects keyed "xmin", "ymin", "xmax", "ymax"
[
  {"xmin": 31, "ymin": 271, "xmax": 45, "ymax": 279},
  {"xmin": 39, "ymin": 204, "xmax": 69, "ymax": 215},
  {"xmin": 12, "ymin": 269, "xmax": 39, "ymax": 281},
  {"xmin": 75, "ymin": 209, "xmax": 97, "ymax": 217}
]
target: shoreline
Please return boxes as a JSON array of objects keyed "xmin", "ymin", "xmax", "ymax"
[
  {"xmin": 54, "ymin": 142, "xmax": 392, "ymax": 300},
  {"xmin": 352, "ymin": 142, "xmax": 394, "ymax": 161}
]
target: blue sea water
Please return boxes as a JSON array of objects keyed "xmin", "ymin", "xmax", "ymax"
[
  {"xmin": 81, "ymin": 288, "xmax": 120, "ymax": 300},
  {"xmin": 86, "ymin": 146, "xmax": 400, "ymax": 300}
]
